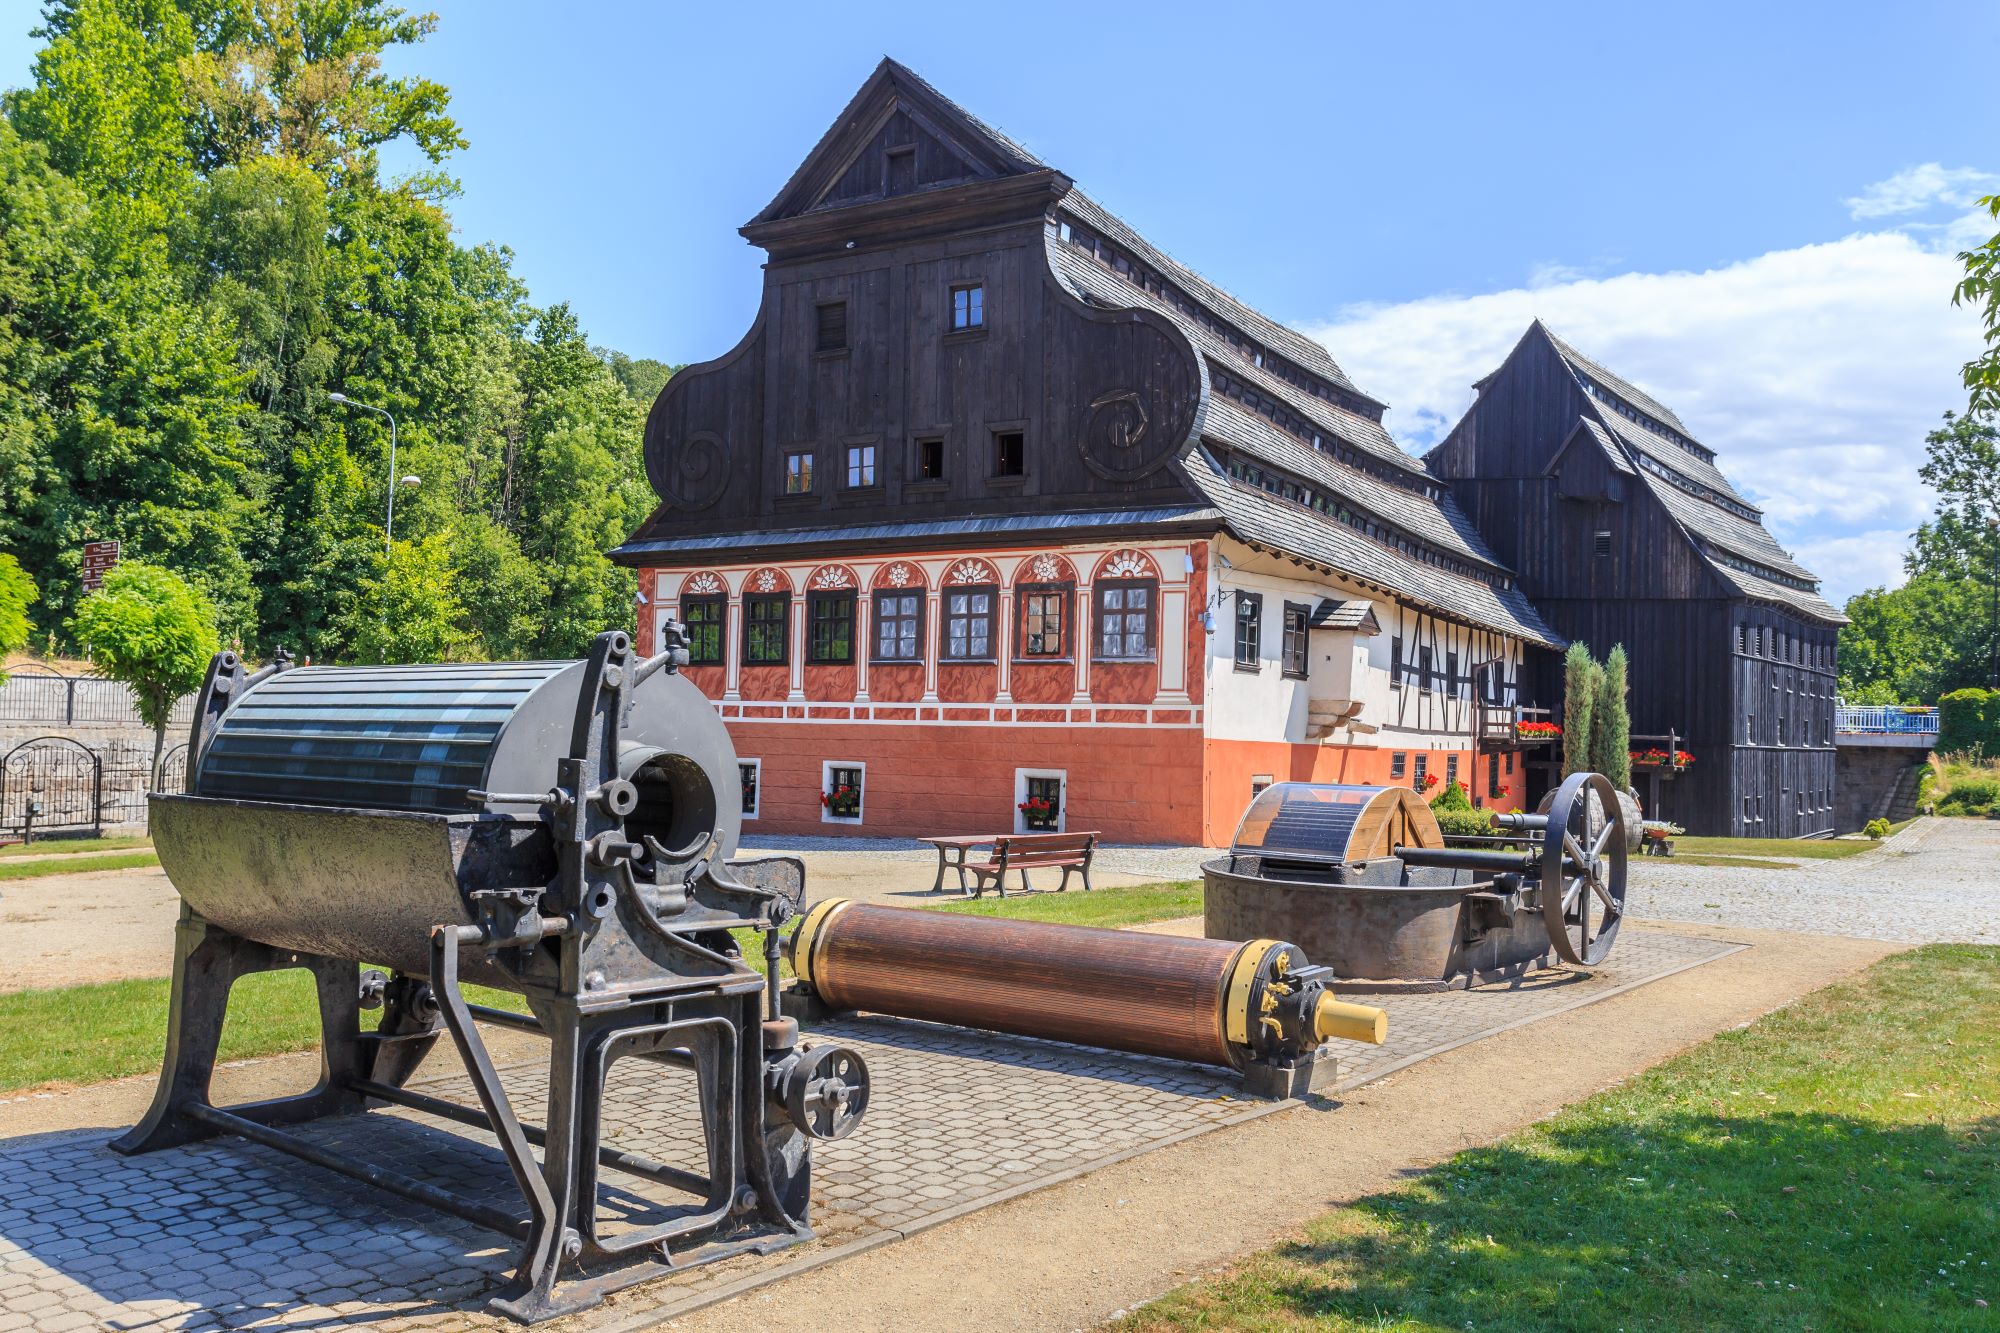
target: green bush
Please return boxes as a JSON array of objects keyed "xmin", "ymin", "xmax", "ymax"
[
  {"xmin": 1938, "ymin": 687, "xmax": 1999, "ymax": 759},
  {"xmin": 1562, "ymin": 642, "xmax": 1598, "ymax": 776},
  {"xmin": 1434, "ymin": 807, "xmax": 1497, "ymax": 839},
  {"xmin": 1430, "ymin": 779, "xmax": 1474, "ymax": 812},
  {"xmin": 1863, "ymin": 817, "xmax": 1891, "ymax": 840},
  {"xmin": 1937, "ymin": 776, "xmax": 2000, "ymax": 817}
]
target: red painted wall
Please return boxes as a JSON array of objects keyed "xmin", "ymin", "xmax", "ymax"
[{"xmin": 732, "ymin": 720, "xmax": 1205, "ymax": 845}]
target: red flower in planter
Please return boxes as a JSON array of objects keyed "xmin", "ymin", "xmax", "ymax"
[
  {"xmin": 1421, "ymin": 773, "xmax": 1440, "ymax": 790},
  {"xmin": 1517, "ymin": 721, "xmax": 1562, "ymax": 738}
]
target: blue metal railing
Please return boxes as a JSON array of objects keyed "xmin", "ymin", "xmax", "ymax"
[{"xmin": 1834, "ymin": 705, "xmax": 1939, "ymax": 735}]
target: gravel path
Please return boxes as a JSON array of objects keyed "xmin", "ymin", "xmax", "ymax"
[{"xmin": 1625, "ymin": 816, "xmax": 2000, "ymax": 945}]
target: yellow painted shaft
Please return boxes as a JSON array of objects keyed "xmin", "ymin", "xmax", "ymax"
[{"xmin": 1315, "ymin": 994, "xmax": 1389, "ymax": 1046}]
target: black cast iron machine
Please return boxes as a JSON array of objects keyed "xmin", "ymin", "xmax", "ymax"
[
  {"xmin": 115, "ymin": 629, "xmax": 869, "ymax": 1323},
  {"xmin": 1204, "ymin": 771, "xmax": 1629, "ymax": 990}
]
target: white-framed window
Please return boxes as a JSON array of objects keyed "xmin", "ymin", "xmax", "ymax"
[
  {"xmin": 821, "ymin": 760, "xmax": 865, "ymax": 825},
  {"xmin": 1014, "ymin": 767, "xmax": 1065, "ymax": 834},
  {"xmin": 738, "ymin": 759, "xmax": 761, "ymax": 820}
]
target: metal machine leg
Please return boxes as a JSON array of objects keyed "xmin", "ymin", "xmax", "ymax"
[{"xmin": 114, "ymin": 910, "xmax": 366, "ymax": 1156}]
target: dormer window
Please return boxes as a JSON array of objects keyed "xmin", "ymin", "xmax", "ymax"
[
  {"xmin": 816, "ymin": 301, "xmax": 847, "ymax": 353},
  {"xmin": 951, "ymin": 284, "xmax": 984, "ymax": 331}
]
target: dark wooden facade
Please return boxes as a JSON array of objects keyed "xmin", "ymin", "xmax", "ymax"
[{"xmin": 1427, "ymin": 323, "xmax": 1845, "ymax": 835}]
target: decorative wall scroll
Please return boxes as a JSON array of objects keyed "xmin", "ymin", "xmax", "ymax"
[
  {"xmin": 682, "ymin": 571, "xmax": 724, "ymax": 596},
  {"xmin": 877, "ymin": 561, "xmax": 921, "ymax": 589},
  {"xmin": 748, "ymin": 567, "xmax": 789, "ymax": 594},
  {"xmin": 946, "ymin": 558, "xmax": 997, "ymax": 585},
  {"xmin": 1077, "ymin": 388, "xmax": 1173, "ymax": 482},
  {"xmin": 653, "ymin": 430, "xmax": 730, "ymax": 510}
]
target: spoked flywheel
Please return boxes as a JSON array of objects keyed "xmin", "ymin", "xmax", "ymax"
[{"xmin": 1540, "ymin": 771, "xmax": 1629, "ymax": 966}]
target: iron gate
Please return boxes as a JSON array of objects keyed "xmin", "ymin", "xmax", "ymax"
[{"xmin": 1, "ymin": 736, "xmax": 103, "ymax": 839}]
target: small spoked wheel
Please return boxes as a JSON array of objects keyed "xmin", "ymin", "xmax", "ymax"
[
  {"xmin": 784, "ymin": 1044, "xmax": 870, "ymax": 1141},
  {"xmin": 1540, "ymin": 772, "xmax": 1628, "ymax": 966}
]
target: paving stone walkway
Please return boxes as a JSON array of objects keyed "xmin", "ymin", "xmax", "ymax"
[
  {"xmin": 0, "ymin": 930, "xmax": 1733, "ymax": 1332},
  {"xmin": 1626, "ymin": 816, "xmax": 2000, "ymax": 945}
]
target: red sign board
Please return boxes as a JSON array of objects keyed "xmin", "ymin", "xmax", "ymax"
[{"xmin": 80, "ymin": 540, "xmax": 120, "ymax": 592}]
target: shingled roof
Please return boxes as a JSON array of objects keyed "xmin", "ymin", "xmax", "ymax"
[
  {"xmin": 1043, "ymin": 215, "xmax": 1556, "ymax": 646},
  {"xmin": 1539, "ymin": 326, "xmax": 1844, "ymax": 625}
]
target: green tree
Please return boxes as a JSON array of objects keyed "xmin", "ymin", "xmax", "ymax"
[
  {"xmin": 342, "ymin": 531, "xmax": 477, "ymax": 664},
  {"xmin": 1562, "ymin": 641, "xmax": 1598, "ymax": 777},
  {"xmin": 0, "ymin": 554, "xmax": 37, "ymax": 683},
  {"xmin": 1592, "ymin": 645, "xmax": 1631, "ymax": 789},
  {"xmin": 70, "ymin": 561, "xmax": 219, "ymax": 784},
  {"xmin": 1841, "ymin": 576, "xmax": 1992, "ymax": 704},
  {"xmin": 1907, "ymin": 411, "xmax": 2000, "ymax": 584},
  {"xmin": 602, "ymin": 350, "xmax": 675, "ymax": 407},
  {"xmin": 1955, "ymin": 194, "xmax": 2000, "ymax": 414}
]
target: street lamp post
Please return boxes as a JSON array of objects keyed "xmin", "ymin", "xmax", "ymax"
[{"xmin": 328, "ymin": 391, "xmax": 400, "ymax": 556}]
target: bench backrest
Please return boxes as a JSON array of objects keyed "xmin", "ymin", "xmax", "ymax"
[{"xmin": 994, "ymin": 831, "xmax": 1096, "ymax": 864}]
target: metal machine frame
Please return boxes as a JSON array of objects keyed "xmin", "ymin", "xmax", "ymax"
[{"xmin": 114, "ymin": 631, "xmax": 867, "ymax": 1323}]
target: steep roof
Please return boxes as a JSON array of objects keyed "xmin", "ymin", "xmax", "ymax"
[
  {"xmin": 1536, "ymin": 326, "xmax": 1844, "ymax": 625},
  {"xmin": 1177, "ymin": 450, "xmax": 1562, "ymax": 648},
  {"xmin": 1042, "ymin": 223, "xmax": 1551, "ymax": 642}
]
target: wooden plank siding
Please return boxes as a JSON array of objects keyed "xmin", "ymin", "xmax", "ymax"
[{"xmin": 1431, "ymin": 324, "xmax": 1841, "ymax": 835}]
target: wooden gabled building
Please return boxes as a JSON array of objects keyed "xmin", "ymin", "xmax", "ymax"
[
  {"xmin": 612, "ymin": 59, "xmax": 1559, "ymax": 844},
  {"xmin": 1427, "ymin": 322, "xmax": 1847, "ymax": 836}
]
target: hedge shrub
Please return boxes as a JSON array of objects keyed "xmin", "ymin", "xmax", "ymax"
[{"xmin": 1938, "ymin": 688, "xmax": 1999, "ymax": 758}]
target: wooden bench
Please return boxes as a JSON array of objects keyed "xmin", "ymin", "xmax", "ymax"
[{"xmin": 965, "ymin": 831, "xmax": 1098, "ymax": 898}]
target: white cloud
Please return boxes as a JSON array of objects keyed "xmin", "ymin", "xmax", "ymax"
[
  {"xmin": 1845, "ymin": 163, "xmax": 1994, "ymax": 220},
  {"xmin": 1301, "ymin": 215, "xmax": 1986, "ymax": 609},
  {"xmin": 1791, "ymin": 530, "xmax": 1915, "ymax": 597}
]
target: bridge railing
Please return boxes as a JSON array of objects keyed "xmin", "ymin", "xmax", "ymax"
[{"xmin": 1834, "ymin": 705, "xmax": 1939, "ymax": 735}]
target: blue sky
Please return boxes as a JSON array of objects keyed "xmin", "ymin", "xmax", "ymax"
[{"xmin": 4, "ymin": 1, "xmax": 1993, "ymax": 603}]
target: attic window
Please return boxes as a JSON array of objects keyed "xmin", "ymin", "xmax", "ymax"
[
  {"xmin": 951, "ymin": 284, "xmax": 984, "ymax": 331},
  {"xmin": 992, "ymin": 429, "xmax": 1024, "ymax": 477},
  {"xmin": 1593, "ymin": 530, "xmax": 1612, "ymax": 558},
  {"xmin": 816, "ymin": 302, "xmax": 847, "ymax": 353},
  {"xmin": 885, "ymin": 144, "xmax": 915, "ymax": 195}
]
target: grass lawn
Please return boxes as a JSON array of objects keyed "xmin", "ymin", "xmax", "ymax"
[
  {"xmin": 0, "ymin": 849, "xmax": 159, "ymax": 880},
  {"xmin": 921, "ymin": 879, "xmax": 1201, "ymax": 928},
  {"xmin": 1660, "ymin": 853, "xmax": 1798, "ymax": 870},
  {"xmin": 0, "ymin": 834, "xmax": 151, "ymax": 858},
  {"xmin": 1120, "ymin": 944, "xmax": 2000, "ymax": 1331},
  {"xmin": 0, "ymin": 969, "xmax": 527, "ymax": 1094},
  {"xmin": 1669, "ymin": 834, "xmax": 1885, "ymax": 860},
  {"xmin": 0, "ymin": 884, "xmax": 1200, "ymax": 1093}
]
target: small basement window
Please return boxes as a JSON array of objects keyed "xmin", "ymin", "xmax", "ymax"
[
  {"xmin": 915, "ymin": 436, "xmax": 945, "ymax": 480},
  {"xmin": 816, "ymin": 301, "xmax": 847, "ymax": 353},
  {"xmin": 739, "ymin": 761, "xmax": 760, "ymax": 819},
  {"xmin": 822, "ymin": 763, "xmax": 864, "ymax": 823},
  {"xmin": 993, "ymin": 430, "xmax": 1024, "ymax": 477}
]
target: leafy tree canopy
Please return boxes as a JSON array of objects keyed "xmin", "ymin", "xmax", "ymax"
[
  {"xmin": 70, "ymin": 560, "xmax": 219, "ymax": 777},
  {"xmin": 0, "ymin": 1, "xmax": 664, "ymax": 671},
  {"xmin": 0, "ymin": 554, "xmax": 37, "ymax": 683}
]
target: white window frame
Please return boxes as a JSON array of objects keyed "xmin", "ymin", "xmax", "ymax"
[
  {"xmin": 738, "ymin": 758, "xmax": 761, "ymax": 821},
  {"xmin": 821, "ymin": 759, "xmax": 865, "ymax": 825},
  {"xmin": 1014, "ymin": 767, "xmax": 1066, "ymax": 835}
]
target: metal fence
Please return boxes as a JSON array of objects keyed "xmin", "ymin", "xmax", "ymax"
[
  {"xmin": 0, "ymin": 735, "xmax": 182, "ymax": 838},
  {"xmin": 0, "ymin": 664, "xmax": 197, "ymax": 728},
  {"xmin": 1834, "ymin": 705, "xmax": 1940, "ymax": 735}
]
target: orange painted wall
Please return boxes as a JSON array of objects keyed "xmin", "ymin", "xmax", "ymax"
[{"xmin": 732, "ymin": 720, "xmax": 1205, "ymax": 845}]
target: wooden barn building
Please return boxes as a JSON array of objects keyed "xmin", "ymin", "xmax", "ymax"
[
  {"xmin": 612, "ymin": 59, "xmax": 1562, "ymax": 844},
  {"xmin": 1427, "ymin": 322, "xmax": 1846, "ymax": 836}
]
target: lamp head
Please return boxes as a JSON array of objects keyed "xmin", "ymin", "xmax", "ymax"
[{"xmin": 328, "ymin": 391, "xmax": 349, "ymax": 404}]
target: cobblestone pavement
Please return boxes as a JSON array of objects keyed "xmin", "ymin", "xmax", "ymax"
[
  {"xmin": 1626, "ymin": 817, "xmax": 2000, "ymax": 945},
  {"xmin": 0, "ymin": 930, "xmax": 1731, "ymax": 1332}
]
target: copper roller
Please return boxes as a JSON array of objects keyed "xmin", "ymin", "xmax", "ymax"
[{"xmin": 786, "ymin": 901, "xmax": 1385, "ymax": 1091}]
